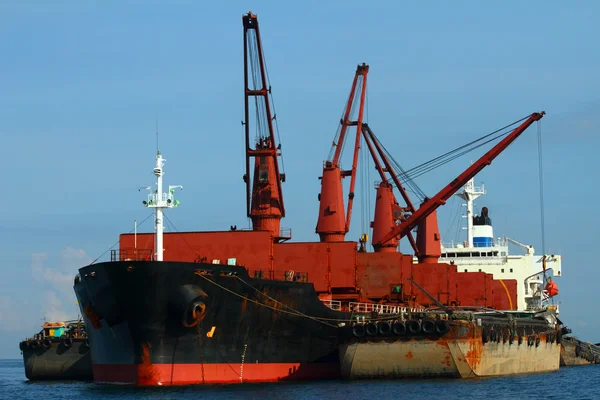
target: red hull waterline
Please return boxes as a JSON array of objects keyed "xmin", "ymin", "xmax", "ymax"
[{"xmin": 93, "ymin": 363, "xmax": 341, "ymax": 385}]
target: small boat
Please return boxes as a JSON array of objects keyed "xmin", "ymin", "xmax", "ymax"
[{"xmin": 19, "ymin": 319, "xmax": 92, "ymax": 380}]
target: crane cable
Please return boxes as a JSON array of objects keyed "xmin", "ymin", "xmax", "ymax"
[
  {"xmin": 359, "ymin": 90, "xmax": 371, "ymax": 240},
  {"xmin": 88, "ymin": 212, "xmax": 154, "ymax": 265},
  {"xmin": 537, "ymin": 120, "xmax": 552, "ymax": 305},
  {"xmin": 398, "ymin": 115, "xmax": 531, "ymax": 184},
  {"xmin": 537, "ymin": 120, "xmax": 546, "ymax": 256},
  {"xmin": 261, "ymin": 33, "xmax": 286, "ymax": 175}
]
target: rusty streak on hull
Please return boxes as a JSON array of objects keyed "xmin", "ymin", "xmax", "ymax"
[{"xmin": 340, "ymin": 321, "xmax": 561, "ymax": 379}]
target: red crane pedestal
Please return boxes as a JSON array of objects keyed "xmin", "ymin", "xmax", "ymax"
[
  {"xmin": 415, "ymin": 210, "xmax": 442, "ymax": 263},
  {"xmin": 316, "ymin": 163, "xmax": 347, "ymax": 242},
  {"xmin": 249, "ymin": 138, "xmax": 283, "ymax": 236},
  {"xmin": 371, "ymin": 182, "xmax": 403, "ymax": 252}
]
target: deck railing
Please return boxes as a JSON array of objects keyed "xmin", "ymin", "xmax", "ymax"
[
  {"xmin": 319, "ymin": 300, "xmax": 424, "ymax": 314},
  {"xmin": 110, "ymin": 248, "xmax": 153, "ymax": 262},
  {"xmin": 250, "ymin": 269, "xmax": 309, "ymax": 282}
]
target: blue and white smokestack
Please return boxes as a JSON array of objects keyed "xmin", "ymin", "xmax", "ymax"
[{"xmin": 472, "ymin": 206, "xmax": 494, "ymax": 247}]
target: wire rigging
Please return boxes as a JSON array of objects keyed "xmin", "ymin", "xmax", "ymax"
[
  {"xmin": 88, "ymin": 212, "xmax": 154, "ymax": 265},
  {"xmin": 537, "ymin": 120, "xmax": 546, "ymax": 255},
  {"xmin": 247, "ymin": 31, "xmax": 265, "ymax": 143},
  {"xmin": 398, "ymin": 115, "xmax": 531, "ymax": 184},
  {"xmin": 369, "ymin": 131, "xmax": 428, "ymax": 201},
  {"xmin": 261, "ymin": 30, "xmax": 286, "ymax": 174}
]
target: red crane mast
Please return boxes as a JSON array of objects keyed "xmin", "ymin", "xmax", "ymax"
[
  {"xmin": 242, "ymin": 12, "xmax": 286, "ymax": 241},
  {"xmin": 315, "ymin": 64, "xmax": 368, "ymax": 242}
]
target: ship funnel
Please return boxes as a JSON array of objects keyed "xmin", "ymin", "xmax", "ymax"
[{"xmin": 473, "ymin": 206, "xmax": 494, "ymax": 247}]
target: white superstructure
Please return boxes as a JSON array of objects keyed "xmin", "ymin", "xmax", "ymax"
[
  {"xmin": 141, "ymin": 151, "xmax": 183, "ymax": 262},
  {"xmin": 438, "ymin": 177, "xmax": 561, "ymax": 312}
]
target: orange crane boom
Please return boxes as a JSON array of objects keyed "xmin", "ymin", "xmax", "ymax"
[{"xmin": 374, "ymin": 111, "xmax": 546, "ymax": 248}]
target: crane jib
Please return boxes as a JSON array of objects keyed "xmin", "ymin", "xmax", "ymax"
[{"xmin": 374, "ymin": 111, "xmax": 545, "ymax": 247}]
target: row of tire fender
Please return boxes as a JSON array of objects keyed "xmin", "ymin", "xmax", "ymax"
[
  {"xmin": 482, "ymin": 327, "xmax": 558, "ymax": 346},
  {"xmin": 575, "ymin": 346, "xmax": 600, "ymax": 363},
  {"xmin": 19, "ymin": 338, "xmax": 89, "ymax": 351},
  {"xmin": 352, "ymin": 319, "xmax": 451, "ymax": 338}
]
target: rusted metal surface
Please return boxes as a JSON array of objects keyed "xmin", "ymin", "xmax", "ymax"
[
  {"xmin": 340, "ymin": 319, "xmax": 560, "ymax": 379},
  {"xmin": 138, "ymin": 342, "xmax": 159, "ymax": 385},
  {"xmin": 560, "ymin": 336, "xmax": 600, "ymax": 366}
]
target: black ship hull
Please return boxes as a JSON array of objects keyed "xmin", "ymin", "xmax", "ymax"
[
  {"xmin": 20, "ymin": 338, "xmax": 92, "ymax": 380},
  {"xmin": 74, "ymin": 261, "xmax": 347, "ymax": 385}
]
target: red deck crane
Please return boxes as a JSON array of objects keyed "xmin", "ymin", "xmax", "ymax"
[
  {"xmin": 373, "ymin": 111, "xmax": 546, "ymax": 261},
  {"xmin": 315, "ymin": 64, "xmax": 424, "ymax": 252},
  {"xmin": 315, "ymin": 64, "xmax": 369, "ymax": 242},
  {"xmin": 242, "ymin": 12, "xmax": 286, "ymax": 241}
]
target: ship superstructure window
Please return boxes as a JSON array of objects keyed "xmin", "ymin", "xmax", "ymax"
[
  {"xmin": 478, "ymin": 269, "xmax": 482, "ymax": 272},
  {"xmin": 464, "ymin": 269, "xmax": 467, "ymax": 272},
  {"xmin": 501, "ymin": 269, "xmax": 504, "ymax": 273},
  {"xmin": 510, "ymin": 268, "xmax": 513, "ymax": 273}
]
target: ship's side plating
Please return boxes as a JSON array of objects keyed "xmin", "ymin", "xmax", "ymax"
[
  {"xmin": 339, "ymin": 312, "xmax": 562, "ymax": 379},
  {"xmin": 560, "ymin": 336, "xmax": 600, "ymax": 366},
  {"xmin": 74, "ymin": 261, "xmax": 347, "ymax": 385}
]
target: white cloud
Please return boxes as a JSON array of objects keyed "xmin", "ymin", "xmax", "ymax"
[
  {"xmin": 41, "ymin": 292, "xmax": 71, "ymax": 322},
  {"xmin": 29, "ymin": 246, "xmax": 92, "ymax": 323},
  {"xmin": 30, "ymin": 252, "xmax": 48, "ymax": 278}
]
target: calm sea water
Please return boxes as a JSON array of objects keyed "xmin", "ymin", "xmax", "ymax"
[{"xmin": 2, "ymin": 359, "xmax": 599, "ymax": 400}]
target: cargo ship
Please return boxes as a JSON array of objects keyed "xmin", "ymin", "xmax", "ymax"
[
  {"xmin": 19, "ymin": 319, "xmax": 92, "ymax": 380},
  {"xmin": 74, "ymin": 11, "xmax": 556, "ymax": 385}
]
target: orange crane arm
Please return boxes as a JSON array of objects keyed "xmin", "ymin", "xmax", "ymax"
[{"xmin": 374, "ymin": 111, "xmax": 546, "ymax": 247}]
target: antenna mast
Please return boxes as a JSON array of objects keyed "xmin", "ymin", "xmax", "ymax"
[{"xmin": 141, "ymin": 152, "xmax": 183, "ymax": 261}]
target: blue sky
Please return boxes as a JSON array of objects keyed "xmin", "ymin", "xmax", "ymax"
[{"xmin": 0, "ymin": 1, "xmax": 598, "ymax": 358}]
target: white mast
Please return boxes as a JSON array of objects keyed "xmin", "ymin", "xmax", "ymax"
[
  {"xmin": 141, "ymin": 151, "xmax": 183, "ymax": 262},
  {"xmin": 456, "ymin": 178, "xmax": 485, "ymax": 248}
]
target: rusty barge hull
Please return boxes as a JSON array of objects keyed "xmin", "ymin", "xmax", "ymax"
[
  {"xmin": 339, "ymin": 316, "xmax": 561, "ymax": 379},
  {"xmin": 560, "ymin": 336, "xmax": 600, "ymax": 366}
]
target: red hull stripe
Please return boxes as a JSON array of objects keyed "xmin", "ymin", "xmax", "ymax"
[{"xmin": 93, "ymin": 363, "xmax": 341, "ymax": 385}]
